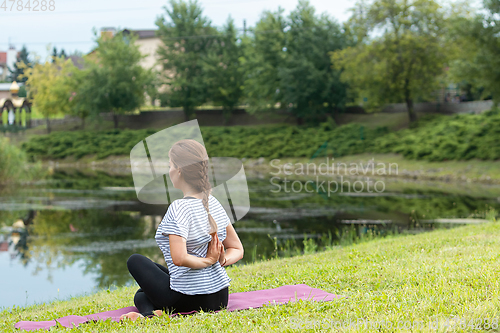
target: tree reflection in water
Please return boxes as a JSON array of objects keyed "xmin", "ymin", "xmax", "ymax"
[{"xmin": 4, "ymin": 209, "xmax": 164, "ymax": 289}]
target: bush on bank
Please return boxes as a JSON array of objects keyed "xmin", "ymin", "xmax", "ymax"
[
  {"xmin": 20, "ymin": 109, "xmax": 500, "ymax": 162},
  {"xmin": 0, "ymin": 137, "xmax": 42, "ymax": 184},
  {"xmin": 372, "ymin": 109, "xmax": 500, "ymax": 161},
  {"xmin": 20, "ymin": 124, "xmax": 388, "ymax": 161}
]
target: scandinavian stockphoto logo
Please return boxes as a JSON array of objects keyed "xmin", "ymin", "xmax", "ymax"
[{"xmin": 129, "ymin": 120, "xmax": 250, "ymax": 224}]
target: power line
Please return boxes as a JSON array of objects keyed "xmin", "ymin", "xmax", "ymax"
[
  {"xmin": 1, "ymin": 6, "xmax": 160, "ymax": 17},
  {"xmin": 0, "ymin": 40, "xmax": 94, "ymax": 46},
  {"xmin": 0, "ymin": 25, "xmax": 334, "ymax": 47},
  {"xmin": 0, "ymin": 0, "xmax": 269, "ymax": 17}
]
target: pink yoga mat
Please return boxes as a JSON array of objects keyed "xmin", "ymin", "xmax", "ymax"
[{"xmin": 15, "ymin": 284, "xmax": 344, "ymax": 331}]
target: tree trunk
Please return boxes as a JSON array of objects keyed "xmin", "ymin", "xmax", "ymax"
[
  {"xmin": 330, "ymin": 107, "xmax": 339, "ymax": 124},
  {"xmin": 81, "ymin": 116, "xmax": 85, "ymax": 130},
  {"xmin": 113, "ymin": 112, "xmax": 119, "ymax": 129},
  {"xmin": 46, "ymin": 117, "xmax": 51, "ymax": 134},
  {"xmin": 296, "ymin": 116, "xmax": 304, "ymax": 125},
  {"xmin": 223, "ymin": 107, "xmax": 232, "ymax": 126},
  {"xmin": 406, "ymin": 97, "xmax": 417, "ymax": 124},
  {"xmin": 184, "ymin": 108, "xmax": 193, "ymax": 122},
  {"xmin": 404, "ymin": 77, "xmax": 417, "ymax": 124}
]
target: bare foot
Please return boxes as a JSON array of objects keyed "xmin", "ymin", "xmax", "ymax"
[
  {"xmin": 120, "ymin": 311, "xmax": 144, "ymax": 321},
  {"xmin": 153, "ymin": 310, "xmax": 163, "ymax": 317}
]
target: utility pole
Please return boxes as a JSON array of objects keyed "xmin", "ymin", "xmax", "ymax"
[{"xmin": 243, "ymin": 19, "xmax": 247, "ymax": 36}]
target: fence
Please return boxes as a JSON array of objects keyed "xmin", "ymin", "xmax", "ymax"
[
  {"xmin": 382, "ymin": 100, "xmax": 494, "ymax": 114},
  {"xmin": 23, "ymin": 100, "xmax": 496, "ymax": 130}
]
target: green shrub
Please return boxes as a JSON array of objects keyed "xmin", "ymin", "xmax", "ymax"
[
  {"xmin": 371, "ymin": 111, "xmax": 500, "ymax": 161},
  {"xmin": 19, "ymin": 109, "xmax": 500, "ymax": 162},
  {"xmin": 21, "ymin": 124, "xmax": 387, "ymax": 161},
  {"xmin": 0, "ymin": 137, "xmax": 44, "ymax": 184}
]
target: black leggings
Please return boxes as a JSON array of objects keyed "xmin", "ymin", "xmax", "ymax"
[{"xmin": 126, "ymin": 253, "xmax": 229, "ymax": 317}]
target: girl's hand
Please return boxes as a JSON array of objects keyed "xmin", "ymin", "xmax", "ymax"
[
  {"xmin": 206, "ymin": 233, "xmax": 221, "ymax": 266},
  {"xmin": 218, "ymin": 241, "xmax": 226, "ymax": 266}
]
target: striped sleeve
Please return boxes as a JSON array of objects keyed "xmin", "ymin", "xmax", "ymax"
[
  {"xmin": 161, "ymin": 200, "xmax": 191, "ymax": 239},
  {"xmin": 214, "ymin": 197, "xmax": 230, "ymax": 229}
]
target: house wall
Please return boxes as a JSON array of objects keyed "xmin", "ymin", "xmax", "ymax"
[
  {"xmin": 134, "ymin": 37, "xmax": 170, "ymax": 106},
  {"xmin": 135, "ymin": 37, "xmax": 163, "ymax": 72}
]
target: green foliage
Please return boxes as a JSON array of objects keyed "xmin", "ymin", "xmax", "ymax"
[
  {"xmin": 486, "ymin": 207, "xmax": 498, "ymax": 222},
  {"xmin": 241, "ymin": 7, "xmax": 287, "ymax": 113},
  {"xmin": 372, "ymin": 111, "xmax": 500, "ymax": 161},
  {"xmin": 84, "ymin": 29, "xmax": 153, "ymax": 128},
  {"xmin": 21, "ymin": 129, "xmax": 156, "ymax": 161},
  {"xmin": 155, "ymin": 0, "xmax": 218, "ymax": 120},
  {"xmin": 18, "ymin": 54, "xmax": 75, "ymax": 133},
  {"xmin": 51, "ymin": 46, "xmax": 67, "ymax": 63},
  {"xmin": 8, "ymin": 45, "xmax": 33, "ymax": 83},
  {"xmin": 20, "ymin": 124, "xmax": 387, "ymax": 161},
  {"xmin": 278, "ymin": 1, "xmax": 348, "ymax": 122},
  {"xmin": 20, "ymin": 110, "xmax": 500, "ymax": 162},
  {"xmin": 202, "ymin": 17, "xmax": 244, "ymax": 122},
  {"xmin": 0, "ymin": 137, "xmax": 43, "ymax": 184},
  {"xmin": 17, "ymin": 85, "xmax": 27, "ymax": 98},
  {"xmin": 446, "ymin": 0, "xmax": 500, "ymax": 105},
  {"xmin": 332, "ymin": 0, "xmax": 450, "ymax": 123},
  {"xmin": 242, "ymin": 1, "xmax": 348, "ymax": 122}
]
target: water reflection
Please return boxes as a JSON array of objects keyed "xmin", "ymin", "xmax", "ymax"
[{"xmin": 0, "ymin": 169, "xmax": 499, "ymax": 309}]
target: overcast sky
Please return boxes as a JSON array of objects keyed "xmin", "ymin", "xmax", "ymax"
[{"xmin": 0, "ymin": 0, "xmax": 482, "ymax": 62}]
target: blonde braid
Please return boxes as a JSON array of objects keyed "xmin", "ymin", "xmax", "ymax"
[{"xmin": 200, "ymin": 159, "xmax": 217, "ymax": 236}]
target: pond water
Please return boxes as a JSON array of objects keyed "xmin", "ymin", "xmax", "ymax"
[{"xmin": 1, "ymin": 168, "xmax": 499, "ymax": 309}]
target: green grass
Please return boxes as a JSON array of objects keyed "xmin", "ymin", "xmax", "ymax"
[
  {"xmin": 3, "ymin": 221, "xmax": 500, "ymax": 332},
  {"xmin": 18, "ymin": 108, "xmax": 500, "ymax": 164}
]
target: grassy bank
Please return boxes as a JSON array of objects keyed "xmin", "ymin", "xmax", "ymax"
[
  {"xmin": 18, "ymin": 109, "xmax": 500, "ymax": 164},
  {"xmin": 3, "ymin": 221, "xmax": 500, "ymax": 332}
]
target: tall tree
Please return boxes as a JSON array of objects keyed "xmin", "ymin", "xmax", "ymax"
[
  {"xmin": 155, "ymin": 0, "xmax": 218, "ymax": 121},
  {"xmin": 84, "ymin": 28, "xmax": 153, "ymax": 128},
  {"xmin": 8, "ymin": 45, "xmax": 32, "ymax": 83},
  {"xmin": 279, "ymin": 0, "xmax": 348, "ymax": 123},
  {"xmin": 51, "ymin": 47, "xmax": 58, "ymax": 63},
  {"xmin": 18, "ymin": 55, "xmax": 75, "ymax": 133},
  {"xmin": 446, "ymin": 0, "xmax": 500, "ymax": 106},
  {"xmin": 202, "ymin": 17, "xmax": 244, "ymax": 123},
  {"xmin": 65, "ymin": 64, "xmax": 95, "ymax": 129},
  {"xmin": 241, "ymin": 2, "xmax": 348, "ymax": 123},
  {"xmin": 331, "ymin": 0, "xmax": 449, "ymax": 123},
  {"xmin": 240, "ymin": 7, "xmax": 287, "ymax": 114}
]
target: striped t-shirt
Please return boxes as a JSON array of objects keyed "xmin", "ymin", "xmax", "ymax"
[{"xmin": 155, "ymin": 194, "xmax": 231, "ymax": 295}]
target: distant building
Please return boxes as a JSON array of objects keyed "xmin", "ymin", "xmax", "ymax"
[
  {"xmin": 67, "ymin": 55, "xmax": 85, "ymax": 70},
  {"xmin": 0, "ymin": 81, "xmax": 24, "ymax": 100},
  {"xmin": 86, "ymin": 27, "xmax": 168, "ymax": 107},
  {"xmin": 0, "ymin": 45, "xmax": 21, "ymax": 81},
  {"xmin": 87, "ymin": 28, "xmax": 163, "ymax": 72},
  {"xmin": 122, "ymin": 29, "xmax": 163, "ymax": 73}
]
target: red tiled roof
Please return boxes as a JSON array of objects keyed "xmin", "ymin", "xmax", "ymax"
[{"xmin": 0, "ymin": 52, "xmax": 6, "ymax": 64}]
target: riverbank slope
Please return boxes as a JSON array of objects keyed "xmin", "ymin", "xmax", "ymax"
[{"xmin": 3, "ymin": 221, "xmax": 500, "ymax": 332}]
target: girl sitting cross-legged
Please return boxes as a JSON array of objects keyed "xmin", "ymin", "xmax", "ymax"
[{"xmin": 121, "ymin": 139, "xmax": 244, "ymax": 320}]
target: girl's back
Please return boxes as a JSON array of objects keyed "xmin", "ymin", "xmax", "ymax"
[{"xmin": 155, "ymin": 195, "xmax": 231, "ymax": 295}]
